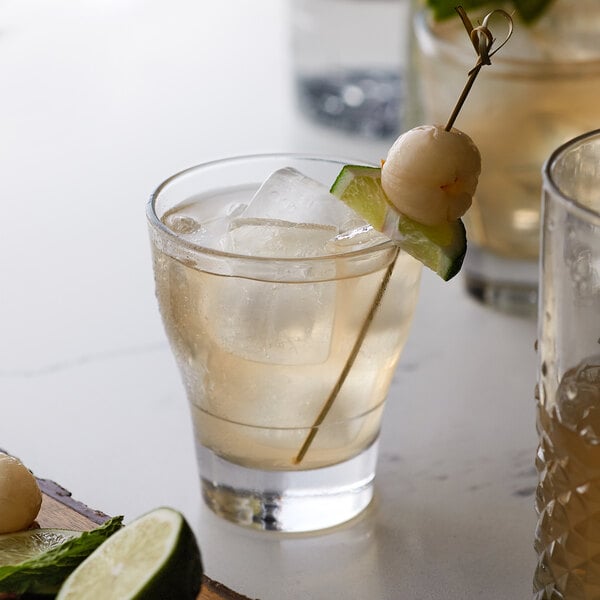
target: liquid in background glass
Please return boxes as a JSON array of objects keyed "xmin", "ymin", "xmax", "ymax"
[
  {"xmin": 534, "ymin": 130, "xmax": 600, "ymax": 598},
  {"xmin": 412, "ymin": 2, "xmax": 600, "ymax": 314},
  {"xmin": 147, "ymin": 155, "xmax": 421, "ymax": 532}
]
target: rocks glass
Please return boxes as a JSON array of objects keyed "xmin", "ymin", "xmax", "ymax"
[{"xmin": 147, "ymin": 155, "xmax": 421, "ymax": 532}]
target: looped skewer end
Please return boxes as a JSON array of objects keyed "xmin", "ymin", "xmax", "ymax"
[
  {"xmin": 471, "ymin": 25, "xmax": 494, "ymax": 67},
  {"xmin": 445, "ymin": 6, "xmax": 514, "ymax": 131},
  {"xmin": 481, "ymin": 8, "xmax": 514, "ymax": 59}
]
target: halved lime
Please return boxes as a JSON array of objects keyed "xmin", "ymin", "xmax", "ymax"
[
  {"xmin": 330, "ymin": 165, "xmax": 467, "ymax": 281},
  {"xmin": 56, "ymin": 507, "xmax": 202, "ymax": 600}
]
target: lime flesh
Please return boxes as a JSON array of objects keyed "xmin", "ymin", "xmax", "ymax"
[
  {"xmin": 330, "ymin": 164, "xmax": 467, "ymax": 281},
  {"xmin": 0, "ymin": 517, "xmax": 122, "ymax": 596},
  {"xmin": 56, "ymin": 507, "xmax": 202, "ymax": 600},
  {"xmin": 0, "ymin": 529, "xmax": 81, "ymax": 566}
]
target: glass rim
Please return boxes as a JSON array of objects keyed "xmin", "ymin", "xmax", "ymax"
[
  {"xmin": 414, "ymin": 9, "xmax": 600, "ymax": 75},
  {"xmin": 146, "ymin": 152, "xmax": 398, "ymax": 264},
  {"xmin": 542, "ymin": 128, "xmax": 600, "ymax": 224}
]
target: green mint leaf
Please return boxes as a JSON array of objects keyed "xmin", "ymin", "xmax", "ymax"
[
  {"xmin": 512, "ymin": 0, "xmax": 556, "ymax": 23},
  {"xmin": 424, "ymin": 0, "xmax": 555, "ymax": 23},
  {"xmin": 425, "ymin": 0, "xmax": 491, "ymax": 21},
  {"xmin": 0, "ymin": 516, "xmax": 124, "ymax": 595}
]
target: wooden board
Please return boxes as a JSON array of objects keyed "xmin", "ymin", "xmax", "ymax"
[{"xmin": 34, "ymin": 477, "xmax": 252, "ymax": 600}]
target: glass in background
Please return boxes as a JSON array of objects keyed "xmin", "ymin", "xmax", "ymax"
[
  {"xmin": 534, "ymin": 129, "xmax": 600, "ymax": 598},
  {"xmin": 410, "ymin": 1, "xmax": 600, "ymax": 315},
  {"xmin": 291, "ymin": 0, "xmax": 412, "ymax": 139}
]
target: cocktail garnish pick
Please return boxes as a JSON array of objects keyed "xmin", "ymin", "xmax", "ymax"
[
  {"xmin": 294, "ymin": 253, "xmax": 398, "ymax": 465},
  {"xmin": 445, "ymin": 7, "xmax": 513, "ymax": 131},
  {"xmin": 295, "ymin": 5, "xmax": 513, "ymax": 465}
]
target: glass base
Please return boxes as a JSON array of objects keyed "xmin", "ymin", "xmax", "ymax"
[
  {"xmin": 197, "ymin": 440, "xmax": 378, "ymax": 533},
  {"xmin": 463, "ymin": 245, "xmax": 538, "ymax": 317},
  {"xmin": 295, "ymin": 70, "xmax": 402, "ymax": 139}
]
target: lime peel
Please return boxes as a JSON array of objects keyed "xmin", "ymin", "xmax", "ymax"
[{"xmin": 330, "ymin": 165, "xmax": 467, "ymax": 281}]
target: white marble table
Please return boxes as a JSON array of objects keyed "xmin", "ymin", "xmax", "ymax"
[{"xmin": 0, "ymin": 1, "xmax": 538, "ymax": 598}]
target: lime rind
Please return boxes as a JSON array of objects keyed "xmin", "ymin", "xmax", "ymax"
[{"xmin": 330, "ymin": 164, "xmax": 467, "ymax": 281}]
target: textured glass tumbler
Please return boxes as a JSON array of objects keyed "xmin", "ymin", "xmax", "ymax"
[
  {"xmin": 412, "ymin": 4, "xmax": 600, "ymax": 316},
  {"xmin": 147, "ymin": 155, "xmax": 422, "ymax": 532},
  {"xmin": 534, "ymin": 130, "xmax": 600, "ymax": 598}
]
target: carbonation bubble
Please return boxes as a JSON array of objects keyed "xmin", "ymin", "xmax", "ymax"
[{"xmin": 165, "ymin": 215, "xmax": 202, "ymax": 234}]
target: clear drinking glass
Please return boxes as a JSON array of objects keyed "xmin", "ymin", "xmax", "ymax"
[
  {"xmin": 146, "ymin": 155, "xmax": 422, "ymax": 532},
  {"xmin": 411, "ymin": 2, "xmax": 600, "ymax": 315},
  {"xmin": 534, "ymin": 129, "xmax": 600, "ymax": 598}
]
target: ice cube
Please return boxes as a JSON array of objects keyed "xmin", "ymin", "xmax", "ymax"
[
  {"xmin": 241, "ymin": 167, "xmax": 361, "ymax": 231},
  {"xmin": 163, "ymin": 214, "xmax": 202, "ymax": 235},
  {"xmin": 205, "ymin": 273, "xmax": 335, "ymax": 365},
  {"xmin": 227, "ymin": 218, "xmax": 337, "ymax": 258},
  {"xmin": 326, "ymin": 223, "xmax": 390, "ymax": 254},
  {"xmin": 162, "ymin": 200, "xmax": 246, "ymax": 250},
  {"xmin": 203, "ymin": 167, "xmax": 371, "ymax": 365}
]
